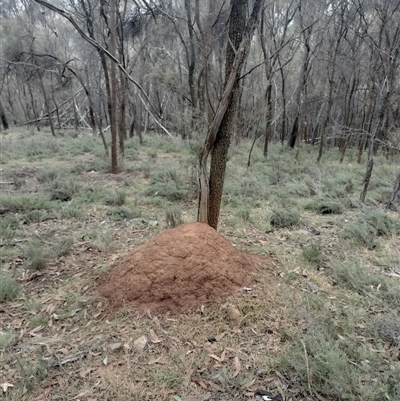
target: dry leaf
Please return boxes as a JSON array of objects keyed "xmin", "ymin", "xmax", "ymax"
[
  {"xmin": 149, "ymin": 329, "xmax": 162, "ymax": 343},
  {"xmin": 208, "ymin": 350, "xmax": 226, "ymax": 363},
  {"xmin": 233, "ymin": 356, "xmax": 241, "ymax": 378},
  {"xmin": 192, "ymin": 376, "xmax": 207, "ymax": 389},
  {"xmin": 315, "ymin": 392, "xmax": 330, "ymax": 401},
  {"xmin": 74, "ymin": 390, "xmax": 90, "ymax": 399},
  {"xmin": 1, "ymin": 383, "xmax": 13, "ymax": 393},
  {"xmin": 148, "ymin": 356, "xmax": 169, "ymax": 365},
  {"xmin": 29, "ymin": 326, "xmax": 43, "ymax": 337},
  {"xmin": 243, "ymin": 378, "xmax": 256, "ymax": 389},
  {"xmin": 133, "ymin": 335, "xmax": 148, "ymax": 351},
  {"xmin": 215, "ymin": 332, "xmax": 226, "ymax": 342},
  {"xmin": 79, "ymin": 368, "xmax": 93, "ymax": 378},
  {"xmin": 107, "ymin": 342, "xmax": 123, "ymax": 352}
]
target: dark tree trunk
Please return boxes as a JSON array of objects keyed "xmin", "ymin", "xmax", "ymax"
[
  {"xmin": 39, "ymin": 74, "xmax": 56, "ymax": 137},
  {"xmin": 198, "ymin": 0, "xmax": 264, "ymax": 228},
  {"xmin": 110, "ymin": 0, "xmax": 118, "ymax": 174},
  {"xmin": 387, "ymin": 172, "xmax": 400, "ymax": 210},
  {"xmin": 0, "ymin": 99, "xmax": 9, "ymax": 130}
]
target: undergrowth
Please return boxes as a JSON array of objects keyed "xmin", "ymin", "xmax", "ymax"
[{"xmin": 1, "ymin": 131, "xmax": 400, "ymax": 401}]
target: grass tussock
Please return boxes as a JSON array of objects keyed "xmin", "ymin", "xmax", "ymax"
[
  {"xmin": 0, "ymin": 274, "xmax": 20, "ymax": 302},
  {"xmin": 146, "ymin": 169, "xmax": 188, "ymax": 201},
  {"xmin": 24, "ymin": 239, "xmax": 49, "ymax": 270},
  {"xmin": 0, "ymin": 194, "xmax": 54, "ymax": 213},
  {"xmin": 165, "ymin": 206, "xmax": 184, "ymax": 227},
  {"xmin": 341, "ymin": 210, "xmax": 399, "ymax": 249},
  {"xmin": 270, "ymin": 208, "xmax": 301, "ymax": 228},
  {"xmin": 1, "ymin": 131, "xmax": 400, "ymax": 401},
  {"xmin": 302, "ymin": 243, "xmax": 324, "ymax": 266}
]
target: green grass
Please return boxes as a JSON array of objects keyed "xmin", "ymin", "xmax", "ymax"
[
  {"xmin": 24, "ymin": 238, "xmax": 49, "ymax": 270},
  {"xmin": 105, "ymin": 189, "xmax": 127, "ymax": 206},
  {"xmin": 302, "ymin": 243, "xmax": 324, "ymax": 266},
  {"xmin": 108, "ymin": 205, "xmax": 142, "ymax": 220},
  {"xmin": 0, "ymin": 274, "xmax": 20, "ymax": 302},
  {"xmin": 0, "ymin": 329, "xmax": 15, "ymax": 350},
  {"xmin": 1, "ymin": 131, "xmax": 400, "ymax": 400},
  {"xmin": 270, "ymin": 208, "xmax": 301, "ymax": 228},
  {"xmin": 48, "ymin": 179, "xmax": 83, "ymax": 201},
  {"xmin": 53, "ymin": 236, "xmax": 74, "ymax": 258},
  {"xmin": 0, "ymin": 194, "xmax": 55, "ymax": 213},
  {"xmin": 149, "ymin": 367, "xmax": 182, "ymax": 389},
  {"xmin": 341, "ymin": 210, "xmax": 399, "ymax": 248},
  {"xmin": 165, "ymin": 206, "xmax": 184, "ymax": 227},
  {"xmin": 146, "ymin": 169, "xmax": 188, "ymax": 201}
]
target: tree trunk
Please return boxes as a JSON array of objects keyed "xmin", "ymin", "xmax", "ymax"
[
  {"xmin": 197, "ymin": 0, "xmax": 264, "ymax": 229},
  {"xmin": 110, "ymin": 0, "xmax": 118, "ymax": 173},
  {"xmin": 387, "ymin": 172, "xmax": 400, "ymax": 210},
  {"xmin": 259, "ymin": 11, "xmax": 273, "ymax": 158},
  {"xmin": 39, "ymin": 74, "xmax": 56, "ymax": 137},
  {"xmin": 360, "ymin": 34, "xmax": 400, "ymax": 202},
  {"xmin": 0, "ymin": 99, "xmax": 9, "ymax": 130},
  {"xmin": 287, "ymin": 20, "xmax": 312, "ymax": 149}
]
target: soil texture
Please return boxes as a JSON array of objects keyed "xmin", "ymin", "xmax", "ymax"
[{"xmin": 99, "ymin": 222, "xmax": 257, "ymax": 313}]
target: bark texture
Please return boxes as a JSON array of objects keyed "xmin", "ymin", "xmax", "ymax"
[
  {"xmin": 197, "ymin": 0, "xmax": 264, "ymax": 229},
  {"xmin": 0, "ymin": 99, "xmax": 9, "ymax": 130}
]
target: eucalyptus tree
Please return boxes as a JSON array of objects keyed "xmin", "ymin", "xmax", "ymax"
[
  {"xmin": 198, "ymin": 0, "xmax": 265, "ymax": 229},
  {"xmin": 258, "ymin": 0, "xmax": 298, "ymax": 155},
  {"xmin": 286, "ymin": 0, "xmax": 327, "ymax": 149},
  {"xmin": 360, "ymin": 0, "xmax": 400, "ymax": 201}
]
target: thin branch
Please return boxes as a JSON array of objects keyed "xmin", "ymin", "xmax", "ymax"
[{"xmin": 33, "ymin": 0, "xmax": 160, "ymax": 119}]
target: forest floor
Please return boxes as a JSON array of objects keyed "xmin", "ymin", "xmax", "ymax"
[{"xmin": 1, "ymin": 127, "xmax": 400, "ymax": 401}]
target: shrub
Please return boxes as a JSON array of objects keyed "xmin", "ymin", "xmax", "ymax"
[
  {"xmin": 105, "ymin": 189, "xmax": 127, "ymax": 206},
  {"xmin": 109, "ymin": 206, "xmax": 142, "ymax": 220},
  {"xmin": 366, "ymin": 210, "xmax": 399, "ymax": 237},
  {"xmin": 0, "ymin": 194, "xmax": 54, "ymax": 213},
  {"xmin": 302, "ymin": 243, "xmax": 323, "ymax": 265},
  {"xmin": 49, "ymin": 179, "xmax": 82, "ymax": 201},
  {"xmin": 149, "ymin": 367, "xmax": 182, "ymax": 389},
  {"xmin": 0, "ymin": 274, "xmax": 20, "ymax": 302},
  {"xmin": 146, "ymin": 169, "xmax": 187, "ymax": 201},
  {"xmin": 0, "ymin": 329, "xmax": 15, "ymax": 350},
  {"xmin": 37, "ymin": 169, "xmax": 59, "ymax": 184},
  {"xmin": 24, "ymin": 239, "xmax": 49, "ymax": 270},
  {"xmin": 341, "ymin": 221, "xmax": 376, "ymax": 249},
  {"xmin": 270, "ymin": 208, "xmax": 301, "ymax": 228},
  {"xmin": 53, "ymin": 237, "xmax": 74, "ymax": 258},
  {"xmin": 235, "ymin": 208, "xmax": 251, "ymax": 223},
  {"xmin": 23, "ymin": 210, "xmax": 55, "ymax": 224},
  {"xmin": 60, "ymin": 204, "xmax": 86, "ymax": 219},
  {"xmin": 304, "ymin": 197, "xmax": 343, "ymax": 214},
  {"xmin": 0, "ymin": 215, "xmax": 19, "ymax": 232},
  {"xmin": 341, "ymin": 210, "xmax": 398, "ymax": 248},
  {"xmin": 165, "ymin": 206, "xmax": 183, "ymax": 227},
  {"xmin": 328, "ymin": 258, "xmax": 400, "ymax": 306}
]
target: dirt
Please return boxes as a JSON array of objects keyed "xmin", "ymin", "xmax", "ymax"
[{"xmin": 99, "ymin": 222, "xmax": 260, "ymax": 313}]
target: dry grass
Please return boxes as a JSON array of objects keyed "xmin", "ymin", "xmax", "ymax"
[{"xmin": 1, "ymin": 129, "xmax": 400, "ymax": 400}]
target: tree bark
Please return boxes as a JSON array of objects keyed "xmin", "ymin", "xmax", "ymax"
[
  {"xmin": 39, "ymin": 73, "xmax": 56, "ymax": 137},
  {"xmin": 197, "ymin": 0, "xmax": 264, "ymax": 229},
  {"xmin": 0, "ymin": 99, "xmax": 9, "ymax": 130},
  {"xmin": 387, "ymin": 172, "xmax": 400, "ymax": 210},
  {"xmin": 110, "ymin": 0, "xmax": 118, "ymax": 173}
]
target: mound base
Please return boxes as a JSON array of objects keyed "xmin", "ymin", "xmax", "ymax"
[{"xmin": 99, "ymin": 223, "xmax": 256, "ymax": 313}]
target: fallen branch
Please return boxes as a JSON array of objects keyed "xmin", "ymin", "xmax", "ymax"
[{"xmin": 50, "ymin": 349, "xmax": 90, "ymax": 368}]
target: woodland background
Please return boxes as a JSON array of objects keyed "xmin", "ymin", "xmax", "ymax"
[
  {"xmin": 2, "ymin": 0, "xmax": 400, "ymax": 165},
  {"xmin": 2, "ymin": 2, "xmax": 400, "ymax": 400}
]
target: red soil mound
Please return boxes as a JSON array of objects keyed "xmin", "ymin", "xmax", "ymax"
[{"xmin": 99, "ymin": 222, "xmax": 256, "ymax": 313}]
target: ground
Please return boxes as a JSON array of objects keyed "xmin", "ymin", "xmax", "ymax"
[{"xmin": 1, "ymin": 127, "xmax": 400, "ymax": 401}]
